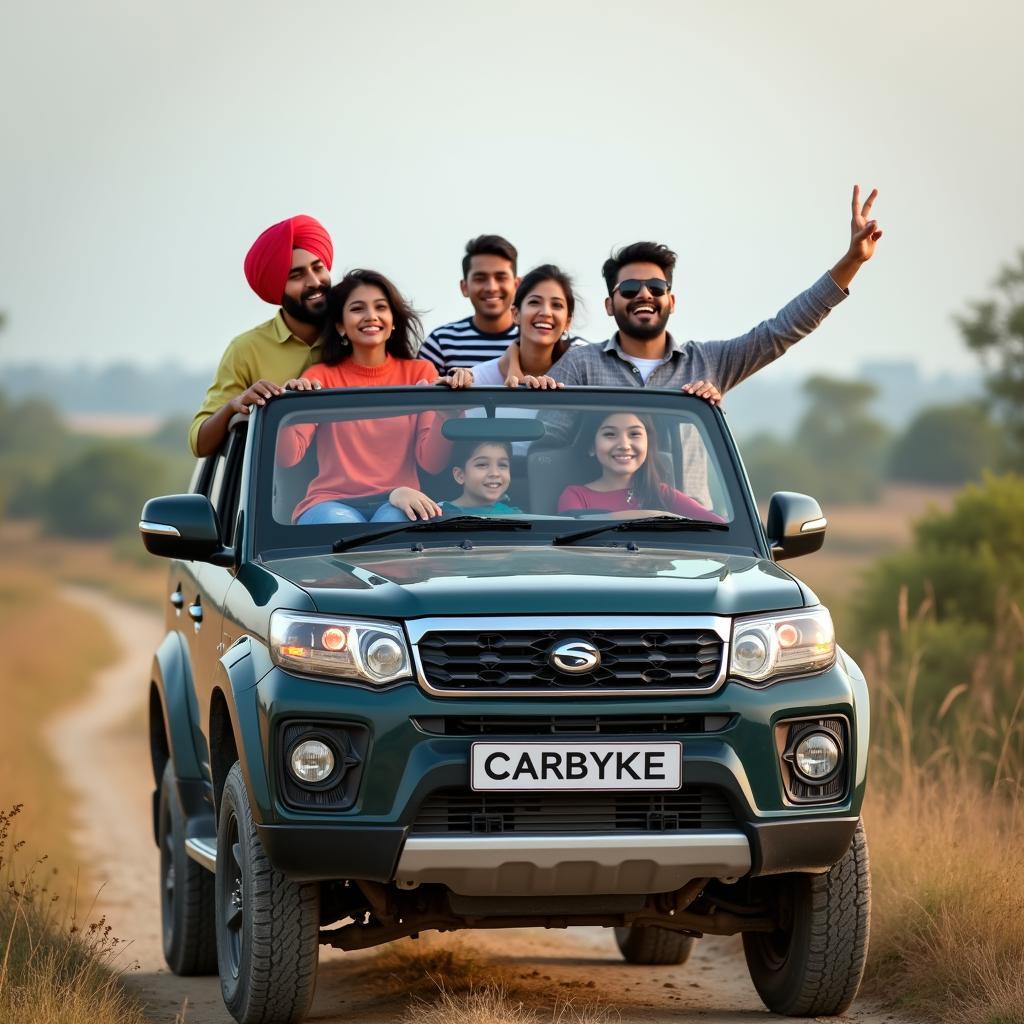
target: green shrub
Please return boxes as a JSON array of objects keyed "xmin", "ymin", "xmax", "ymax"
[
  {"xmin": 888, "ymin": 402, "xmax": 1003, "ymax": 484},
  {"xmin": 39, "ymin": 442, "xmax": 173, "ymax": 540},
  {"xmin": 854, "ymin": 473, "xmax": 1024, "ymax": 718}
]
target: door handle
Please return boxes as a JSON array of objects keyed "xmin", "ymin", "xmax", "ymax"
[
  {"xmin": 170, "ymin": 587, "xmax": 184, "ymax": 610},
  {"xmin": 188, "ymin": 599, "xmax": 203, "ymax": 624}
]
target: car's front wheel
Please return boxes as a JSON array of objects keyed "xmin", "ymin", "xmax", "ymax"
[
  {"xmin": 743, "ymin": 818, "xmax": 870, "ymax": 1017},
  {"xmin": 158, "ymin": 760, "xmax": 217, "ymax": 975},
  {"xmin": 216, "ymin": 762, "xmax": 320, "ymax": 1024},
  {"xmin": 614, "ymin": 925, "xmax": 696, "ymax": 965}
]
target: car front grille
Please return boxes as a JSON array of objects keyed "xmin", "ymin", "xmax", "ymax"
[
  {"xmin": 411, "ymin": 714, "xmax": 735, "ymax": 736},
  {"xmin": 411, "ymin": 786, "xmax": 737, "ymax": 835},
  {"xmin": 415, "ymin": 627, "xmax": 724, "ymax": 694}
]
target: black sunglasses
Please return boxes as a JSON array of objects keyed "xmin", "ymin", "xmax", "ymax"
[{"xmin": 612, "ymin": 277, "xmax": 670, "ymax": 299}]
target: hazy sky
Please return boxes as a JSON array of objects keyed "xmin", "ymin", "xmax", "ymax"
[{"xmin": 2, "ymin": 0, "xmax": 1022, "ymax": 379}]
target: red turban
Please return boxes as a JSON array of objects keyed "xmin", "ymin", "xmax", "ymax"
[{"xmin": 243, "ymin": 215, "xmax": 334, "ymax": 305}]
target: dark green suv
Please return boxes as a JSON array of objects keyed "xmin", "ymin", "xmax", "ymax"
[{"xmin": 141, "ymin": 385, "xmax": 869, "ymax": 1023}]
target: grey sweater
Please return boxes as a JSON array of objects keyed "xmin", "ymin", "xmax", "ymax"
[{"xmin": 549, "ymin": 271, "xmax": 848, "ymax": 392}]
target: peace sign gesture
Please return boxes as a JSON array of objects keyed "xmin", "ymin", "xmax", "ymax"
[{"xmin": 849, "ymin": 184, "xmax": 882, "ymax": 263}]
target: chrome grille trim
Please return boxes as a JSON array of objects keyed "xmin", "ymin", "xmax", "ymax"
[{"xmin": 406, "ymin": 615, "xmax": 731, "ymax": 698}]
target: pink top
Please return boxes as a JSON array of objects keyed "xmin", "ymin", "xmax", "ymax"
[
  {"xmin": 556, "ymin": 483, "xmax": 723, "ymax": 521},
  {"xmin": 276, "ymin": 356, "xmax": 451, "ymax": 521}
]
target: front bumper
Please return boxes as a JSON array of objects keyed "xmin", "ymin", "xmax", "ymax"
[{"xmin": 255, "ymin": 814, "xmax": 860, "ymax": 888}]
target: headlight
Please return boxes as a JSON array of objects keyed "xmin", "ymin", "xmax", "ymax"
[
  {"xmin": 730, "ymin": 607, "xmax": 835, "ymax": 683},
  {"xmin": 269, "ymin": 611, "xmax": 412, "ymax": 685}
]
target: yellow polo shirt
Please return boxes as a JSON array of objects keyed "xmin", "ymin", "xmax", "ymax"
[{"xmin": 188, "ymin": 312, "xmax": 323, "ymax": 456}]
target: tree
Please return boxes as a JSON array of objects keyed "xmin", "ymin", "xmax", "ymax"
[
  {"xmin": 956, "ymin": 249, "xmax": 1024, "ymax": 468},
  {"xmin": 887, "ymin": 402, "xmax": 1004, "ymax": 484},
  {"xmin": 795, "ymin": 376, "xmax": 889, "ymax": 503},
  {"xmin": 39, "ymin": 442, "xmax": 172, "ymax": 539},
  {"xmin": 738, "ymin": 376, "xmax": 889, "ymax": 505}
]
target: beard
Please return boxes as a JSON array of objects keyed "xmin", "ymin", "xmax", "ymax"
[
  {"xmin": 614, "ymin": 304, "xmax": 671, "ymax": 341},
  {"xmin": 282, "ymin": 286, "xmax": 329, "ymax": 326}
]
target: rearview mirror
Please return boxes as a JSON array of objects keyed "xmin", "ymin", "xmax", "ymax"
[
  {"xmin": 766, "ymin": 492, "xmax": 827, "ymax": 561},
  {"xmin": 139, "ymin": 494, "xmax": 232, "ymax": 564},
  {"xmin": 442, "ymin": 417, "xmax": 545, "ymax": 442}
]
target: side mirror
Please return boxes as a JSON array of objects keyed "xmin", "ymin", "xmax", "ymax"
[
  {"xmin": 139, "ymin": 494, "xmax": 231, "ymax": 564},
  {"xmin": 766, "ymin": 491, "xmax": 827, "ymax": 561}
]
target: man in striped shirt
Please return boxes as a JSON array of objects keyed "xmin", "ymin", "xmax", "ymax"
[{"xmin": 420, "ymin": 235, "xmax": 521, "ymax": 373}]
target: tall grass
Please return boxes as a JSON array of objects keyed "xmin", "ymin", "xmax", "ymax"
[
  {"xmin": 861, "ymin": 589, "xmax": 1024, "ymax": 1023},
  {"xmin": 0, "ymin": 805, "xmax": 148, "ymax": 1024}
]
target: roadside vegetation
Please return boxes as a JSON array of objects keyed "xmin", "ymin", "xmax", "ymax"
[
  {"xmin": 0, "ymin": 807, "xmax": 148, "ymax": 1024},
  {"xmin": 0, "ymin": 528, "xmax": 161, "ymax": 1024},
  {"xmin": 850, "ymin": 476, "xmax": 1024, "ymax": 1022}
]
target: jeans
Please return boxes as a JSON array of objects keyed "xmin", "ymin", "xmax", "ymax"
[{"xmin": 296, "ymin": 500, "xmax": 409, "ymax": 525}]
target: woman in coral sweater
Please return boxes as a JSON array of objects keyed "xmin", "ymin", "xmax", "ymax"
[{"xmin": 277, "ymin": 269, "xmax": 472, "ymax": 524}]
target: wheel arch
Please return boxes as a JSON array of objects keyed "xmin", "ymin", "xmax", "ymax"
[
  {"xmin": 208, "ymin": 638, "xmax": 274, "ymax": 826},
  {"xmin": 149, "ymin": 632, "xmax": 207, "ymax": 844}
]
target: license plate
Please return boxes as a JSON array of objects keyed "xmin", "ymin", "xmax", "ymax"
[{"xmin": 470, "ymin": 741, "xmax": 682, "ymax": 792}]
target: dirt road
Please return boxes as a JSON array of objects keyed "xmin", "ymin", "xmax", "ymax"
[{"xmin": 48, "ymin": 586, "xmax": 906, "ymax": 1023}]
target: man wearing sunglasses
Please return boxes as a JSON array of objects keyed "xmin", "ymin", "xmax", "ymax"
[{"xmin": 549, "ymin": 186, "xmax": 882, "ymax": 400}]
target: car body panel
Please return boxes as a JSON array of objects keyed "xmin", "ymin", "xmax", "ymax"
[{"xmin": 264, "ymin": 548, "xmax": 805, "ymax": 618}]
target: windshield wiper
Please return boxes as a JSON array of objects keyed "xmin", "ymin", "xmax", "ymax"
[
  {"xmin": 332, "ymin": 516, "xmax": 533, "ymax": 553},
  {"xmin": 552, "ymin": 514, "xmax": 728, "ymax": 547}
]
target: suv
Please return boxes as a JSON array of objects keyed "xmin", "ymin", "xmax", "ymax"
[{"xmin": 141, "ymin": 385, "xmax": 869, "ymax": 1023}]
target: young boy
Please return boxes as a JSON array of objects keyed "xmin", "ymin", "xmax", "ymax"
[{"xmin": 441, "ymin": 440, "xmax": 522, "ymax": 516}]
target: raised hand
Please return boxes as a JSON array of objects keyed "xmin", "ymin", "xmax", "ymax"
[{"xmin": 849, "ymin": 185, "xmax": 883, "ymax": 263}]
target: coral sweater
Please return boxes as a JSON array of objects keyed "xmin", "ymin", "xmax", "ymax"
[{"xmin": 276, "ymin": 356, "xmax": 451, "ymax": 521}]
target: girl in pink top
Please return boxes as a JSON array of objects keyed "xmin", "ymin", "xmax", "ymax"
[
  {"xmin": 276, "ymin": 270, "xmax": 472, "ymax": 524},
  {"xmin": 556, "ymin": 411, "xmax": 722, "ymax": 521}
]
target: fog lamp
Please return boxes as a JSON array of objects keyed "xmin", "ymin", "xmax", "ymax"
[
  {"xmin": 289, "ymin": 739, "xmax": 335, "ymax": 784},
  {"xmin": 794, "ymin": 732, "xmax": 840, "ymax": 781}
]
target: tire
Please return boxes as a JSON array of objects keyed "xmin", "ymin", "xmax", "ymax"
[
  {"xmin": 216, "ymin": 762, "xmax": 320, "ymax": 1024},
  {"xmin": 158, "ymin": 760, "xmax": 217, "ymax": 975},
  {"xmin": 743, "ymin": 818, "xmax": 870, "ymax": 1017},
  {"xmin": 614, "ymin": 925, "xmax": 696, "ymax": 965}
]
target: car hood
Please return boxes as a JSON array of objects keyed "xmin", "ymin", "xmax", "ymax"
[{"xmin": 263, "ymin": 545, "xmax": 805, "ymax": 618}]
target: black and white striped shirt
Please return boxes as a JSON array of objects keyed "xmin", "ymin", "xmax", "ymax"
[{"xmin": 419, "ymin": 316, "xmax": 518, "ymax": 374}]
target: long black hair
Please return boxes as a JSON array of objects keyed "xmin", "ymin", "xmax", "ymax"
[
  {"xmin": 512, "ymin": 264, "xmax": 578, "ymax": 361},
  {"xmin": 574, "ymin": 410, "xmax": 668, "ymax": 509},
  {"xmin": 320, "ymin": 269, "xmax": 424, "ymax": 365}
]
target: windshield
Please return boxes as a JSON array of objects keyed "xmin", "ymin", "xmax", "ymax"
[{"xmin": 253, "ymin": 387, "xmax": 761, "ymax": 557}]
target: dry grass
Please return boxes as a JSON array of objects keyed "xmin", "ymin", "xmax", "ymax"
[
  {"xmin": 862, "ymin": 592, "xmax": 1024, "ymax": 1023},
  {"xmin": 864, "ymin": 773, "xmax": 1024, "ymax": 1023},
  {"xmin": 0, "ymin": 806, "xmax": 148, "ymax": 1024},
  {"xmin": 404, "ymin": 985, "xmax": 615, "ymax": 1024},
  {"xmin": 0, "ymin": 565, "xmax": 114, "ymax": 878}
]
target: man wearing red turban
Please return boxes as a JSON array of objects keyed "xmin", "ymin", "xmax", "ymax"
[{"xmin": 189, "ymin": 215, "xmax": 335, "ymax": 457}]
